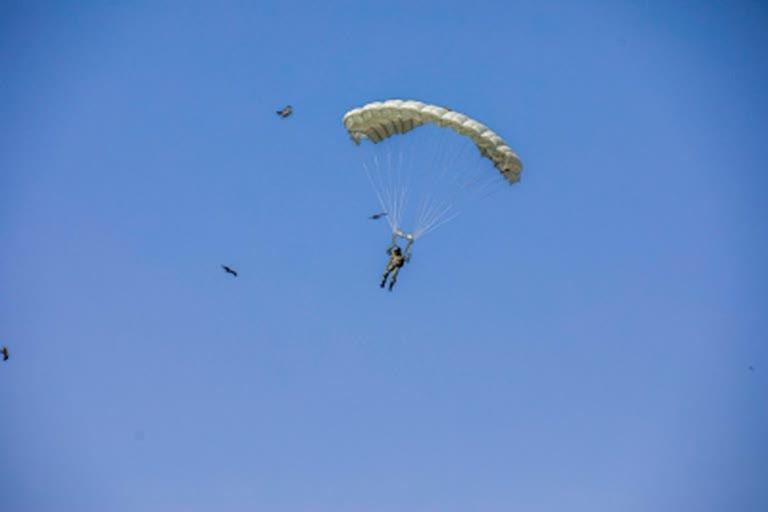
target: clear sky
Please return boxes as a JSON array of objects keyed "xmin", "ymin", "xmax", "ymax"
[{"xmin": 1, "ymin": 1, "xmax": 767, "ymax": 511}]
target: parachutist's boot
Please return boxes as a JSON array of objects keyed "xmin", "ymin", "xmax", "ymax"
[
  {"xmin": 389, "ymin": 282, "xmax": 395, "ymax": 291},
  {"xmin": 380, "ymin": 279, "xmax": 386, "ymax": 288}
]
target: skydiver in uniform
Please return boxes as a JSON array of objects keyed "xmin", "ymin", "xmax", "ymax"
[{"xmin": 380, "ymin": 245, "xmax": 407, "ymax": 291}]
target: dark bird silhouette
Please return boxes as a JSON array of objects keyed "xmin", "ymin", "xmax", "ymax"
[
  {"xmin": 369, "ymin": 212, "xmax": 388, "ymax": 220},
  {"xmin": 1, "ymin": 347, "xmax": 8, "ymax": 361},
  {"xmin": 276, "ymin": 105, "xmax": 293, "ymax": 118},
  {"xmin": 221, "ymin": 265, "xmax": 238, "ymax": 277}
]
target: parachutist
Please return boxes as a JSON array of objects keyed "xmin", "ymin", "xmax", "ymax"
[
  {"xmin": 1, "ymin": 346, "xmax": 8, "ymax": 361},
  {"xmin": 276, "ymin": 105, "xmax": 293, "ymax": 118},
  {"xmin": 221, "ymin": 265, "xmax": 238, "ymax": 277},
  {"xmin": 380, "ymin": 245, "xmax": 406, "ymax": 291},
  {"xmin": 369, "ymin": 212, "xmax": 387, "ymax": 220}
]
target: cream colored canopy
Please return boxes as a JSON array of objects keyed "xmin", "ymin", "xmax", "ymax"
[{"xmin": 343, "ymin": 99, "xmax": 522, "ymax": 184}]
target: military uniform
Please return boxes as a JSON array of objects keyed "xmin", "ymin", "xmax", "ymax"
[{"xmin": 381, "ymin": 247, "xmax": 406, "ymax": 291}]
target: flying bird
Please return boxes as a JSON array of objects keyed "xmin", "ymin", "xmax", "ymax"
[
  {"xmin": 369, "ymin": 212, "xmax": 388, "ymax": 220},
  {"xmin": 221, "ymin": 265, "xmax": 238, "ymax": 277},
  {"xmin": 276, "ymin": 105, "xmax": 293, "ymax": 118},
  {"xmin": 1, "ymin": 347, "xmax": 8, "ymax": 361}
]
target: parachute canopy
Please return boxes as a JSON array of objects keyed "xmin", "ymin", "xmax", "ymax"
[
  {"xmin": 343, "ymin": 99, "xmax": 522, "ymax": 184},
  {"xmin": 343, "ymin": 99, "xmax": 523, "ymax": 241}
]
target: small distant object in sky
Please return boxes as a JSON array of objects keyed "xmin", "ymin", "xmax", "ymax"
[
  {"xmin": 749, "ymin": 365, "xmax": 755, "ymax": 371},
  {"xmin": 221, "ymin": 265, "xmax": 238, "ymax": 277},
  {"xmin": 276, "ymin": 105, "xmax": 293, "ymax": 118},
  {"xmin": 1, "ymin": 346, "xmax": 8, "ymax": 361},
  {"xmin": 369, "ymin": 212, "xmax": 388, "ymax": 220}
]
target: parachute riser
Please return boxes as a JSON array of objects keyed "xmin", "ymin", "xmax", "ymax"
[{"xmin": 388, "ymin": 229, "xmax": 415, "ymax": 262}]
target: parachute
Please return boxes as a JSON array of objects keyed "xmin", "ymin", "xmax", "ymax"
[{"xmin": 343, "ymin": 99, "xmax": 523, "ymax": 245}]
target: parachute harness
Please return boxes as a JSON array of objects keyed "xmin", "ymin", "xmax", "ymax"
[{"xmin": 389, "ymin": 229, "xmax": 415, "ymax": 262}]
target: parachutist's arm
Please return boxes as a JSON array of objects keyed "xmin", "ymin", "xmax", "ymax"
[
  {"xmin": 386, "ymin": 234, "xmax": 399, "ymax": 255},
  {"xmin": 404, "ymin": 239, "xmax": 414, "ymax": 262}
]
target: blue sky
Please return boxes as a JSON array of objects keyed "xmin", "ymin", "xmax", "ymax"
[{"xmin": 1, "ymin": 1, "xmax": 767, "ymax": 511}]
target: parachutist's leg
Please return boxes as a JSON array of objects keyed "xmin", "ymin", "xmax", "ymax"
[
  {"xmin": 388, "ymin": 267, "xmax": 400, "ymax": 291},
  {"xmin": 381, "ymin": 269, "xmax": 390, "ymax": 288}
]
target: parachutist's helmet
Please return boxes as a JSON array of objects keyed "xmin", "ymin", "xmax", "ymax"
[{"xmin": 394, "ymin": 247, "xmax": 402, "ymax": 255}]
